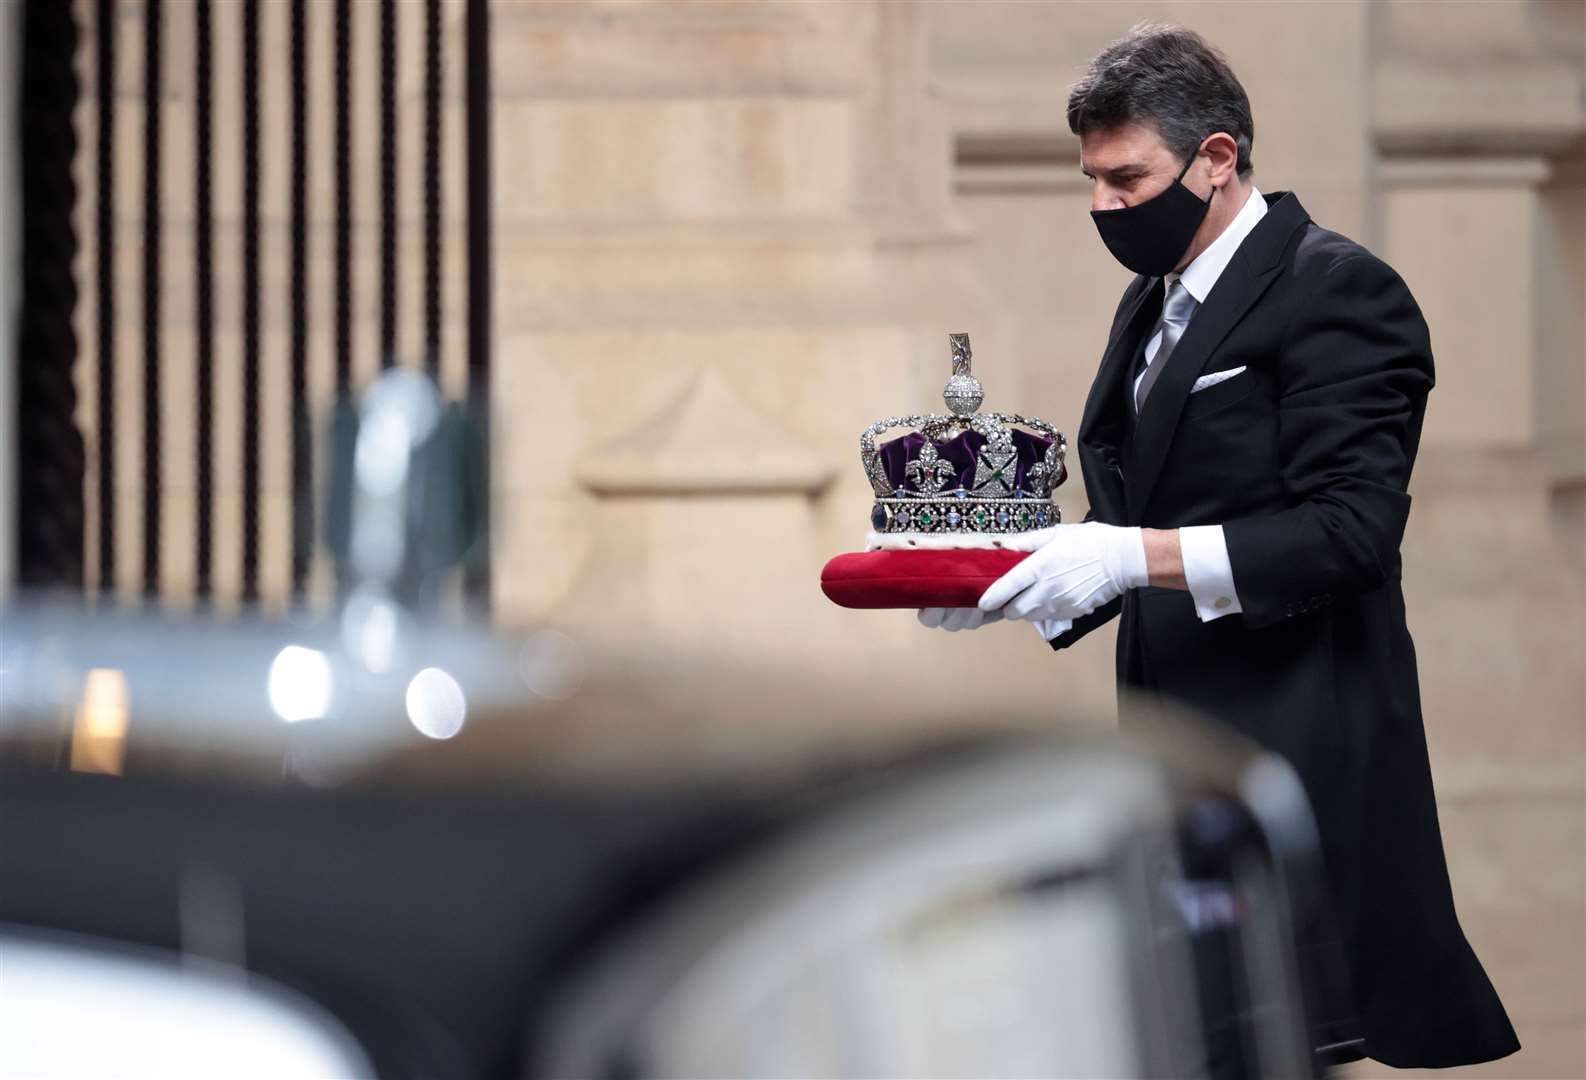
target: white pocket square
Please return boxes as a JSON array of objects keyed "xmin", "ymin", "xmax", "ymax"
[{"xmin": 1191, "ymin": 366, "xmax": 1247, "ymax": 393}]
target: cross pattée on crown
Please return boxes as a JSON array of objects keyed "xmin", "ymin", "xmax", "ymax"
[
  {"xmin": 949, "ymin": 333, "xmax": 972, "ymax": 375},
  {"xmin": 943, "ymin": 333, "xmax": 985, "ymax": 416}
]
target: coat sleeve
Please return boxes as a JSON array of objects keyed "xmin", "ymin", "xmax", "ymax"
[
  {"xmin": 1222, "ymin": 253, "xmax": 1434, "ymax": 629},
  {"xmin": 1046, "ymin": 594, "xmax": 1122, "ymax": 651}
]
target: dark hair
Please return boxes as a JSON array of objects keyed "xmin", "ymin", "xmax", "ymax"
[{"xmin": 1067, "ymin": 23, "xmax": 1254, "ymax": 179}]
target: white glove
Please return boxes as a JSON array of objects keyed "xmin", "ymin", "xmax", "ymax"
[
  {"xmin": 919, "ymin": 607, "xmax": 1073, "ymax": 641},
  {"xmin": 917, "ymin": 607, "xmax": 1004, "ymax": 632},
  {"xmin": 978, "ymin": 522, "xmax": 1149, "ymax": 623}
]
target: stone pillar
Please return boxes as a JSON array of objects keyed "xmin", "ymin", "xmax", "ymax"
[{"xmin": 1353, "ymin": 4, "xmax": 1586, "ymax": 1075}]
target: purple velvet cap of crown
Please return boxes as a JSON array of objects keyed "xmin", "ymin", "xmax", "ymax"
[{"xmin": 877, "ymin": 429, "xmax": 1053, "ymax": 494}]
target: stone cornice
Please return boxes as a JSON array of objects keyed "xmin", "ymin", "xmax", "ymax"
[
  {"xmin": 1373, "ymin": 57, "xmax": 1585, "ymax": 159},
  {"xmin": 576, "ymin": 368, "xmax": 834, "ymax": 497},
  {"xmin": 1377, "ymin": 155, "xmax": 1555, "ymax": 187}
]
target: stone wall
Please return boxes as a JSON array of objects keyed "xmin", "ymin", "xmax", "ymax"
[{"xmin": 69, "ymin": 1, "xmax": 1583, "ymax": 1073}]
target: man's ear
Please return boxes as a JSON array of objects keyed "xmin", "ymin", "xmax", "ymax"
[{"xmin": 1201, "ymin": 131, "xmax": 1240, "ymax": 187}]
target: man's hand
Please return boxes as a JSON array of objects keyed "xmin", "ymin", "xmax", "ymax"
[
  {"xmin": 978, "ymin": 522, "xmax": 1149, "ymax": 622},
  {"xmin": 917, "ymin": 607, "xmax": 1004, "ymax": 632}
]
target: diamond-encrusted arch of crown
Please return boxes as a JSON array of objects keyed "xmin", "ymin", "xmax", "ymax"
[{"xmin": 858, "ymin": 334, "xmax": 1068, "ymax": 536}]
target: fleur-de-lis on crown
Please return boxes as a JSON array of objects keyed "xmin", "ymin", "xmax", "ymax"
[{"xmin": 905, "ymin": 440, "xmax": 956, "ymax": 494}]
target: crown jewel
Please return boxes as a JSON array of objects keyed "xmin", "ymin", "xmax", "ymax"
[{"xmin": 860, "ymin": 334, "xmax": 1067, "ymax": 536}]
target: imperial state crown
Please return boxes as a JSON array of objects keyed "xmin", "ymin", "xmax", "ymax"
[
  {"xmin": 861, "ymin": 334, "xmax": 1066, "ymax": 538},
  {"xmin": 821, "ymin": 334, "xmax": 1069, "ymax": 609}
]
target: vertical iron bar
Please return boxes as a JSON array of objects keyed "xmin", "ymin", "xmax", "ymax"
[
  {"xmin": 423, "ymin": 0, "xmax": 441, "ymax": 378},
  {"xmin": 15, "ymin": 0, "xmax": 85, "ymax": 590},
  {"xmin": 96, "ymin": 0, "xmax": 115, "ymax": 594},
  {"xmin": 379, "ymin": 0, "xmax": 396, "ymax": 369},
  {"xmin": 241, "ymin": 0, "xmax": 260, "ymax": 603},
  {"xmin": 289, "ymin": 0, "xmax": 310, "ymax": 601},
  {"xmin": 141, "ymin": 0, "xmax": 161, "ymax": 600},
  {"xmin": 464, "ymin": 0, "xmax": 492, "ymax": 610},
  {"xmin": 334, "ymin": 0, "xmax": 351, "ymax": 401},
  {"xmin": 194, "ymin": 0, "xmax": 213, "ymax": 602}
]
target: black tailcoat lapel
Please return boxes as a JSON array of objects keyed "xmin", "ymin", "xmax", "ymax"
[
  {"xmin": 1076, "ymin": 277, "xmax": 1161, "ymax": 523},
  {"xmin": 1127, "ymin": 193, "xmax": 1311, "ymax": 520}
]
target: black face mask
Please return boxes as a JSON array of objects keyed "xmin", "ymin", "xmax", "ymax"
[{"xmin": 1090, "ymin": 151, "xmax": 1211, "ymax": 276}]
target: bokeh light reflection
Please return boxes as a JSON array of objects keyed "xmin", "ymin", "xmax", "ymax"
[
  {"xmin": 405, "ymin": 667, "xmax": 466, "ymax": 740},
  {"xmin": 267, "ymin": 646, "xmax": 334, "ymax": 723}
]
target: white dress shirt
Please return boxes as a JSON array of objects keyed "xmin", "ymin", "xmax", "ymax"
[{"xmin": 1135, "ymin": 184, "xmax": 1267, "ymax": 623}]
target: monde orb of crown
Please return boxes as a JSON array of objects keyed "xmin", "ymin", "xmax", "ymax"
[
  {"xmin": 858, "ymin": 333, "xmax": 1067, "ymax": 538},
  {"xmin": 943, "ymin": 373, "xmax": 984, "ymax": 415}
]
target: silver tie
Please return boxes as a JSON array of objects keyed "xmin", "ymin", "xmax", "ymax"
[{"xmin": 1134, "ymin": 279, "xmax": 1198, "ymax": 413}]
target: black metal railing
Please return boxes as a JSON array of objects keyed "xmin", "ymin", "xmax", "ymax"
[
  {"xmin": 16, "ymin": 0, "xmax": 84, "ymax": 592},
  {"xmin": 13, "ymin": 0, "xmax": 494, "ymax": 612},
  {"xmin": 193, "ymin": 0, "xmax": 214, "ymax": 600}
]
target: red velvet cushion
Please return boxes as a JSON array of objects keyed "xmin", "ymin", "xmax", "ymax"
[{"xmin": 820, "ymin": 549, "xmax": 1030, "ymax": 609}]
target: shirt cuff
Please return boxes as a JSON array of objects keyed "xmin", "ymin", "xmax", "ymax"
[
  {"xmin": 1179, "ymin": 525, "xmax": 1242, "ymax": 622},
  {"xmin": 1036, "ymin": 617, "xmax": 1073, "ymax": 641}
]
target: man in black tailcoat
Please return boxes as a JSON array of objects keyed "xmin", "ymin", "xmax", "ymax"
[{"xmin": 921, "ymin": 22, "xmax": 1519, "ymax": 1073}]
